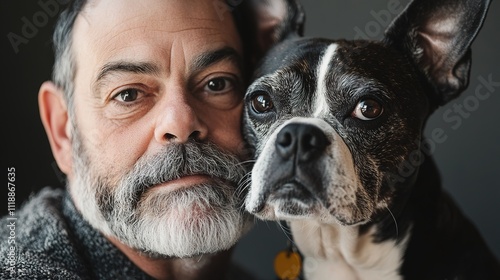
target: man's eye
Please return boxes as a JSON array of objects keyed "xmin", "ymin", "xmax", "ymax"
[
  {"xmin": 114, "ymin": 89, "xmax": 140, "ymax": 102},
  {"xmin": 205, "ymin": 77, "xmax": 233, "ymax": 93}
]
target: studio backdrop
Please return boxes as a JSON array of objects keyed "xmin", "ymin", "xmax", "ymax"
[{"xmin": 2, "ymin": 1, "xmax": 499, "ymax": 279}]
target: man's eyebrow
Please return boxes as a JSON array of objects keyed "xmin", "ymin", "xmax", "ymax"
[
  {"xmin": 92, "ymin": 48, "xmax": 242, "ymax": 95},
  {"xmin": 190, "ymin": 47, "xmax": 242, "ymax": 73},
  {"xmin": 94, "ymin": 61, "xmax": 160, "ymax": 90}
]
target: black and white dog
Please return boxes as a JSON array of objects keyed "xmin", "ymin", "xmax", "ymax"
[{"xmin": 242, "ymin": 0, "xmax": 500, "ymax": 278}]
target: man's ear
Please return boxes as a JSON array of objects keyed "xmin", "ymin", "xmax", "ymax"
[
  {"xmin": 384, "ymin": 0, "xmax": 491, "ymax": 106},
  {"xmin": 38, "ymin": 81, "xmax": 72, "ymax": 176},
  {"xmin": 238, "ymin": 0, "xmax": 305, "ymax": 67}
]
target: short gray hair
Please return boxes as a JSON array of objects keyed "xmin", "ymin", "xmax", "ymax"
[{"xmin": 51, "ymin": 0, "xmax": 87, "ymax": 116}]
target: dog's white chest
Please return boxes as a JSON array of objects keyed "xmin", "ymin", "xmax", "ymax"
[
  {"xmin": 290, "ymin": 221, "xmax": 408, "ymax": 280},
  {"xmin": 304, "ymin": 257, "xmax": 402, "ymax": 280}
]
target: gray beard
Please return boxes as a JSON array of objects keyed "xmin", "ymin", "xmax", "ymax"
[{"xmin": 68, "ymin": 123, "xmax": 252, "ymax": 258}]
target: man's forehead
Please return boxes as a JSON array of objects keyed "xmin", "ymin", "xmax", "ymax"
[
  {"xmin": 75, "ymin": 0, "xmax": 238, "ymax": 39},
  {"xmin": 71, "ymin": 0, "xmax": 243, "ymax": 77}
]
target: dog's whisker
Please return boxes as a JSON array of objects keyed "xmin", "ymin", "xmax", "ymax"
[
  {"xmin": 234, "ymin": 159, "xmax": 256, "ymax": 168},
  {"xmin": 236, "ymin": 173, "xmax": 251, "ymax": 191},
  {"xmin": 236, "ymin": 171, "xmax": 252, "ymax": 186},
  {"xmin": 235, "ymin": 175, "xmax": 252, "ymax": 199},
  {"xmin": 386, "ymin": 206, "xmax": 399, "ymax": 239},
  {"xmin": 276, "ymin": 221, "xmax": 294, "ymax": 244},
  {"xmin": 240, "ymin": 159, "xmax": 257, "ymax": 164}
]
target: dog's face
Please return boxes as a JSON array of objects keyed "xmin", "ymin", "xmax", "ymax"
[
  {"xmin": 242, "ymin": 0, "xmax": 490, "ymax": 226},
  {"xmin": 243, "ymin": 39, "xmax": 429, "ymax": 225}
]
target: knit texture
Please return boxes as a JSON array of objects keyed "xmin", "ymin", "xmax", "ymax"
[{"xmin": 0, "ymin": 187, "xmax": 256, "ymax": 280}]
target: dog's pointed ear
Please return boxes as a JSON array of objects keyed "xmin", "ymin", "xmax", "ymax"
[
  {"xmin": 237, "ymin": 0, "xmax": 305, "ymax": 66},
  {"xmin": 384, "ymin": 0, "xmax": 491, "ymax": 106}
]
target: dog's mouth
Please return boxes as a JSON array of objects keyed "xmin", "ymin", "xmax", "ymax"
[
  {"xmin": 270, "ymin": 180, "xmax": 315, "ymax": 203},
  {"xmin": 250, "ymin": 179, "xmax": 320, "ymax": 219}
]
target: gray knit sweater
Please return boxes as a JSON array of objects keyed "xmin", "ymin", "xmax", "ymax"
[{"xmin": 0, "ymin": 187, "xmax": 257, "ymax": 280}]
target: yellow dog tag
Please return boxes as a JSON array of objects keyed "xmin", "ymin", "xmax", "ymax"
[{"xmin": 274, "ymin": 250, "xmax": 302, "ymax": 280}]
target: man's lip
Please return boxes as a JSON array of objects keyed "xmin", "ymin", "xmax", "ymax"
[{"xmin": 152, "ymin": 174, "xmax": 213, "ymax": 190}]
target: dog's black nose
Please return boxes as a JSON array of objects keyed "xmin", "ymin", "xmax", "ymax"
[{"xmin": 276, "ymin": 123, "xmax": 328, "ymax": 162}]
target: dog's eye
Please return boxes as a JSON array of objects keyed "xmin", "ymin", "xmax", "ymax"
[
  {"xmin": 352, "ymin": 99, "xmax": 383, "ymax": 120},
  {"xmin": 251, "ymin": 92, "xmax": 274, "ymax": 113}
]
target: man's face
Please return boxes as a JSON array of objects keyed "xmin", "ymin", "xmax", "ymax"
[{"xmin": 67, "ymin": 0, "xmax": 250, "ymax": 257}]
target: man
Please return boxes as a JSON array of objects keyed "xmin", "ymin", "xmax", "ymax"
[{"xmin": 0, "ymin": 0, "xmax": 258, "ymax": 279}]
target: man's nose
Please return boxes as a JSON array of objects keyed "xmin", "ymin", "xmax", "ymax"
[{"xmin": 154, "ymin": 87, "xmax": 208, "ymax": 144}]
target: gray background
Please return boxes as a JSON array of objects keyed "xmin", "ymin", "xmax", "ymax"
[
  {"xmin": 2, "ymin": 1, "xmax": 498, "ymax": 280},
  {"xmin": 232, "ymin": 1, "xmax": 500, "ymax": 279}
]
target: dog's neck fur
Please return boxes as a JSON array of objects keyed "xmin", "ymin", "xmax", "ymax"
[{"xmin": 290, "ymin": 220, "xmax": 410, "ymax": 280}]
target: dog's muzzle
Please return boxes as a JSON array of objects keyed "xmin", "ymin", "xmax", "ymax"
[{"xmin": 276, "ymin": 123, "xmax": 329, "ymax": 163}]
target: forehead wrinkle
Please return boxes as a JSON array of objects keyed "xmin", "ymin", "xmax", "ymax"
[
  {"xmin": 190, "ymin": 47, "xmax": 242, "ymax": 74},
  {"xmin": 77, "ymin": 4, "xmax": 231, "ymax": 48}
]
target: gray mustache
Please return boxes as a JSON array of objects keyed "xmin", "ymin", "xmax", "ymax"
[{"xmin": 120, "ymin": 140, "xmax": 248, "ymax": 201}]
